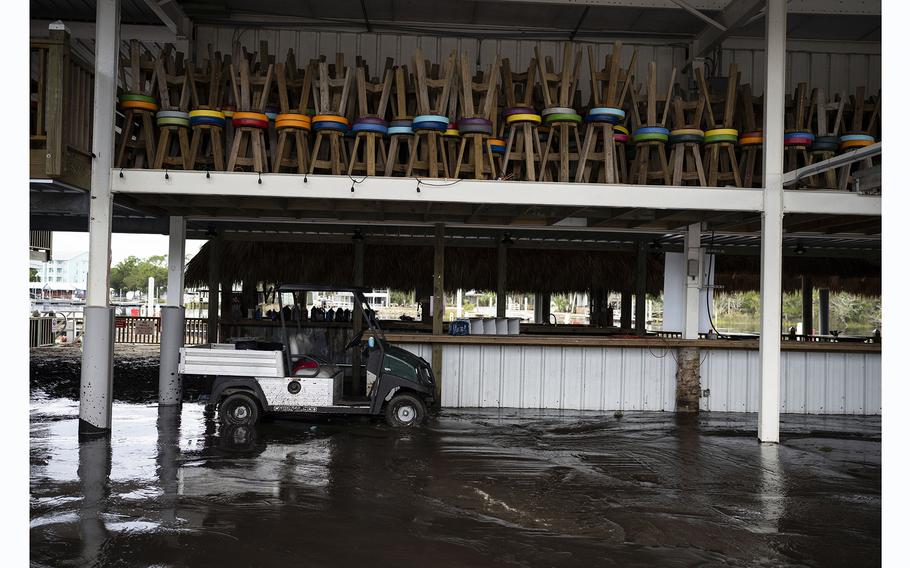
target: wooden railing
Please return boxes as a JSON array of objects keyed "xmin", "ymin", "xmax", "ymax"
[
  {"xmin": 114, "ymin": 316, "xmax": 209, "ymax": 345},
  {"xmin": 29, "ymin": 317, "xmax": 56, "ymax": 347},
  {"xmin": 30, "ymin": 29, "xmax": 94, "ymax": 189}
]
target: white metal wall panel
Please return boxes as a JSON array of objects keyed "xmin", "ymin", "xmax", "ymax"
[
  {"xmin": 721, "ymin": 48, "xmax": 880, "ymax": 96},
  {"xmin": 397, "ymin": 343, "xmax": 879, "ymax": 415},
  {"xmin": 195, "ymin": 26, "xmax": 879, "ymax": 105},
  {"xmin": 698, "ymin": 349, "xmax": 880, "ymax": 415}
]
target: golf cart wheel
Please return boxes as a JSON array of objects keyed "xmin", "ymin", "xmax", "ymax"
[
  {"xmin": 219, "ymin": 392, "xmax": 260, "ymax": 426},
  {"xmin": 385, "ymin": 393, "xmax": 426, "ymax": 427}
]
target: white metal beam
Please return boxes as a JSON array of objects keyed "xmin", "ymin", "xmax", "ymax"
[
  {"xmin": 782, "ymin": 142, "xmax": 881, "ymax": 186},
  {"xmin": 782, "ymin": 191, "xmax": 881, "ymax": 216},
  {"xmin": 30, "ymin": 20, "xmax": 176, "ymax": 43},
  {"xmin": 477, "ymin": 0, "xmax": 878, "ymax": 14},
  {"xmin": 112, "ymin": 169, "xmax": 764, "ymax": 213},
  {"xmin": 159, "ymin": 216, "xmax": 186, "ymax": 406},
  {"xmin": 690, "ymin": 0, "xmax": 764, "ymax": 58},
  {"xmin": 141, "ymin": 0, "xmax": 192, "ymax": 37},
  {"xmin": 683, "ymin": 222, "xmax": 702, "ymax": 339},
  {"xmin": 80, "ymin": 0, "xmax": 120, "ymax": 435},
  {"xmin": 758, "ymin": 0, "xmax": 786, "ymax": 445}
]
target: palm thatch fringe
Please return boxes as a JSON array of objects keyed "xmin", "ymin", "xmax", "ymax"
[{"xmin": 184, "ymin": 240, "xmax": 880, "ymax": 296}]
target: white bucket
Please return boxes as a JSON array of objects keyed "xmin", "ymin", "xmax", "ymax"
[
  {"xmin": 507, "ymin": 317, "xmax": 520, "ymax": 335},
  {"xmin": 469, "ymin": 318, "xmax": 484, "ymax": 335},
  {"xmin": 483, "ymin": 318, "xmax": 497, "ymax": 335},
  {"xmin": 495, "ymin": 318, "xmax": 509, "ymax": 335}
]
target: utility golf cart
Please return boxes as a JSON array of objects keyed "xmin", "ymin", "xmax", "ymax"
[{"xmin": 179, "ymin": 285, "xmax": 435, "ymax": 427}]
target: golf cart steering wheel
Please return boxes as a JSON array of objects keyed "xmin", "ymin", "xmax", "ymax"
[{"xmin": 344, "ymin": 329, "xmax": 365, "ymax": 351}]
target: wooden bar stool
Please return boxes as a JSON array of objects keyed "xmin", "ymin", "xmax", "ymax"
[
  {"xmin": 453, "ymin": 54, "xmax": 501, "ymax": 179},
  {"xmin": 576, "ymin": 42, "xmax": 635, "ymax": 184},
  {"xmin": 226, "ymin": 54, "xmax": 273, "ymax": 172},
  {"xmin": 442, "ymin": 87, "xmax": 462, "ymax": 175},
  {"xmin": 837, "ymin": 87, "xmax": 880, "ymax": 191},
  {"xmin": 805, "ymin": 88, "xmax": 845, "ymax": 188},
  {"xmin": 696, "ymin": 63, "xmax": 742, "ymax": 187},
  {"xmin": 783, "ymin": 82, "xmax": 814, "ymax": 183},
  {"xmin": 273, "ymin": 52, "xmax": 315, "ymax": 174},
  {"xmin": 116, "ymin": 40, "xmax": 158, "ymax": 168},
  {"xmin": 737, "ymin": 83, "xmax": 763, "ymax": 188},
  {"xmin": 499, "ymin": 56, "xmax": 541, "ymax": 181},
  {"xmin": 537, "ymin": 43, "xmax": 583, "ymax": 182},
  {"xmin": 187, "ymin": 46, "xmax": 226, "ymax": 171},
  {"xmin": 667, "ymin": 95, "xmax": 707, "ymax": 186},
  {"xmin": 629, "ymin": 62, "xmax": 675, "ymax": 185},
  {"xmin": 405, "ymin": 49, "xmax": 455, "ymax": 178},
  {"xmin": 309, "ymin": 56, "xmax": 353, "ymax": 175},
  {"xmin": 349, "ymin": 60, "xmax": 393, "ymax": 176},
  {"xmin": 384, "ymin": 65, "xmax": 416, "ymax": 176},
  {"xmin": 153, "ymin": 45, "xmax": 192, "ymax": 170}
]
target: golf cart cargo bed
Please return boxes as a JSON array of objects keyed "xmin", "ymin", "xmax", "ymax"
[{"xmin": 179, "ymin": 344, "xmax": 285, "ymax": 377}]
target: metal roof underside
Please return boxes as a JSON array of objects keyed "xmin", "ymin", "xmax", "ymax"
[{"xmin": 30, "ymin": 0, "xmax": 881, "ymax": 42}]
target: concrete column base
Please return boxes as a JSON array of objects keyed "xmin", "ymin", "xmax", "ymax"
[
  {"xmin": 79, "ymin": 306, "xmax": 115, "ymax": 435},
  {"xmin": 675, "ymin": 347, "xmax": 701, "ymax": 412},
  {"xmin": 159, "ymin": 306, "xmax": 185, "ymax": 406}
]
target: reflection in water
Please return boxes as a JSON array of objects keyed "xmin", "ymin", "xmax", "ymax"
[
  {"xmin": 757, "ymin": 443, "xmax": 785, "ymax": 534},
  {"xmin": 31, "ymin": 401, "xmax": 880, "ymax": 567},
  {"xmin": 77, "ymin": 435, "xmax": 111, "ymax": 566},
  {"xmin": 157, "ymin": 405, "xmax": 181, "ymax": 527}
]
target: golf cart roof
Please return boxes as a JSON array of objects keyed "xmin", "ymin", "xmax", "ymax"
[{"xmin": 276, "ymin": 284, "xmax": 371, "ymax": 293}]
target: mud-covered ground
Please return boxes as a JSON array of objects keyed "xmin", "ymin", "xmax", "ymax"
[
  {"xmin": 31, "ymin": 344, "xmax": 211, "ymax": 402},
  {"xmin": 30, "ymin": 346, "xmax": 880, "ymax": 567}
]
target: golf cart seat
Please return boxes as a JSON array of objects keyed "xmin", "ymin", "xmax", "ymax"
[{"xmin": 291, "ymin": 354, "xmax": 343, "ymax": 380}]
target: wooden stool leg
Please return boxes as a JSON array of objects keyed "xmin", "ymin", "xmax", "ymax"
[
  {"xmin": 142, "ymin": 113, "xmax": 157, "ymax": 168},
  {"xmin": 189, "ymin": 128, "xmax": 203, "ymax": 169},
  {"xmin": 153, "ymin": 128, "xmax": 171, "ymax": 169},
  {"xmin": 575, "ymin": 124, "xmax": 594, "ymax": 183},
  {"xmin": 501, "ymin": 128, "xmax": 516, "ymax": 178},
  {"xmin": 658, "ymin": 144, "xmax": 671, "ymax": 185},
  {"xmin": 453, "ymin": 138, "xmax": 467, "ymax": 178},
  {"xmin": 295, "ymin": 131, "xmax": 307, "ymax": 174},
  {"xmin": 727, "ymin": 144, "xmax": 742, "ymax": 187},
  {"xmin": 227, "ymin": 129, "xmax": 244, "ymax": 172},
  {"xmin": 405, "ymin": 136, "xmax": 420, "ymax": 177},
  {"xmin": 385, "ymin": 137, "xmax": 400, "ymax": 176},
  {"xmin": 348, "ymin": 136, "xmax": 362, "ymax": 176},
  {"xmin": 538, "ymin": 131, "xmax": 554, "ymax": 182},
  {"xmin": 212, "ymin": 129, "xmax": 225, "ymax": 171},
  {"xmin": 273, "ymin": 130, "xmax": 288, "ymax": 172},
  {"xmin": 116, "ymin": 109, "xmax": 136, "ymax": 168},
  {"xmin": 178, "ymin": 128, "xmax": 191, "ymax": 170},
  {"xmin": 308, "ymin": 133, "xmax": 323, "ymax": 174}
]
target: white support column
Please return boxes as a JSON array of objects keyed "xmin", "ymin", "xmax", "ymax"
[
  {"xmin": 683, "ymin": 223, "xmax": 702, "ymax": 340},
  {"xmin": 758, "ymin": 0, "xmax": 787, "ymax": 444},
  {"xmin": 79, "ymin": 0, "xmax": 120, "ymax": 435},
  {"xmin": 159, "ymin": 216, "xmax": 186, "ymax": 405}
]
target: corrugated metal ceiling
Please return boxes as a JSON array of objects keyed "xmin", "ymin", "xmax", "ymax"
[{"xmin": 30, "ymin": 0, "xmax": 881, "ymax": 42}]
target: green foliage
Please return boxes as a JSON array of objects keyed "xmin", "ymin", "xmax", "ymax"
[
  {"xmin": 462, "ymin": 301, "xmax": 476, "ymax": 313},
  {"xmin": 110, "ymin": 255, "xmax": 168, "ymax": 292},
  {"xmin": 389, "ymin": 289, "xmax": 416, "ymax": 306},
  {"xmin": 29, "ymin": 268, "xmax": 39, "ymax": 282}
]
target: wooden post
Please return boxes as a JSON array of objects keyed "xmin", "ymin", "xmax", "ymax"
[
  {"xmin": 206, "ymin": 237, "xmax": 220, "ymax": 343},
  {"xmin": 818, "ymin": 288, "xmax": 830, "ymax": 335},
  {"xmin": 620, "ymin": 289, "xmax": 632, "ymax": 329},
  {"xmin": 431, "ymin": 224, "xmax": 445, "ymax": 407},
  {"xmin": 635, "ymin": 240, "xmax": 647, "ymax": 336},
  {"xmin": 352, "ymin": 235, "xmax": 365, "ymax": 395},
  {"xmin": 496, "ymin": 238, "xmax": 507, "ymax": 318},
  {"xmin": 801, "ymin": 275, "xmax": 813, "ymax": 337}
]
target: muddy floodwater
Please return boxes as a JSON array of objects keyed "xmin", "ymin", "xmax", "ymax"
[{"xmin": 30, "ymin": 388, "xmax": 880, "ymax": 568}]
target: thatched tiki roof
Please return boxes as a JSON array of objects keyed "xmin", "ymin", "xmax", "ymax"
[
  {"xmin": 185, "ymin": 240, "xmax": 881, "ymax": 296},
  {"xmin": 185, "ymin": 240, "xmax": 665, "ymax": 295}
]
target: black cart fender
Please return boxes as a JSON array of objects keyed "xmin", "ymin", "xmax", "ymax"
[
  {"xmin": 370, "ymin": 374, "xmax": 433, "ymax": 414},
  {"xmin": 211, "ymin": 377, "xmax": 269, "ymax": 409}
]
